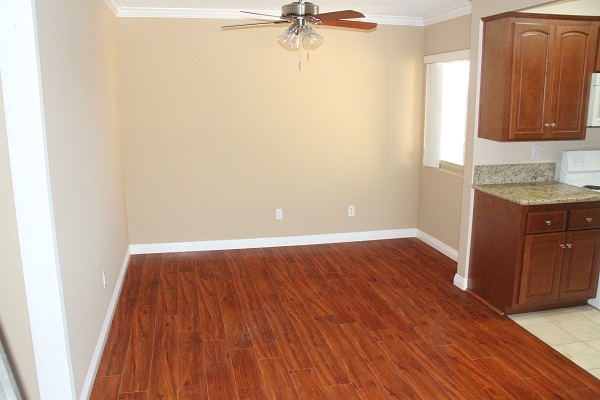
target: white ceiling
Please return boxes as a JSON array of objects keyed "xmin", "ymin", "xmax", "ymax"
[{"xmin": 106, "ymin": 0, "xmax": 473, "ymax": 26}]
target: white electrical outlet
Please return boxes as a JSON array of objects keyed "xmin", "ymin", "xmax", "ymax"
[
  {"xmin": 276, "ymin": 208, "xmax": 283, "ymax": 220},
  {"xmin": 348, "ymin": 205, "xmax": 355, "ymax": 217},
  {"xmin": 531, "ymin": 144, "xmax": 540, "ymax": 159},
  {"xmin": 102, "ymin": 270, "xmax": 107, "ymax": 289}
]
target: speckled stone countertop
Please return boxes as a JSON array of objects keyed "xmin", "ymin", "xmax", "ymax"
[{"xmin": 473, "ymin": 181, "xmax": 600, "ymax": 205}]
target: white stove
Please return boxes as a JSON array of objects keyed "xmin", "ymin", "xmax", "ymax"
[
  {"xmin": 560, "ymin": 150, "xmax": 600, "ymax": 190},
  {"xmin": 559, "ymin": 149, "xmax": 600, "ymax": 308}
]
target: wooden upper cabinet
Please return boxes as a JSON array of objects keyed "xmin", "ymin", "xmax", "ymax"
[
  {"xmin": 551, "ymin": 25, "xmax": 597, "ymax": 139},
  {"xmin": 509, "ymin": 23, "xmax": 555, "ymax": 140},
  {"xmin": 479, "ymin": 13, "xmax": 599, "ymax": 142}
]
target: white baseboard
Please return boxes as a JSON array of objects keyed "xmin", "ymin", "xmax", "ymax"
[
  {"xmin": 80, "ymin": 249, "xmax": 131, "ymax": 400},
  {"xmin": 453, "ymin": 273, "xmax": 469, "ymax": 291},
  {"xmin": 415, "ymin": 230, "xmax": 458, "ymax": 261},
  {"xmin": 129, "ymin": 229, "xmax": 418, "ymax": 254}
]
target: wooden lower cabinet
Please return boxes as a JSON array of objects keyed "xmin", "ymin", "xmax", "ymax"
[
  {"xmin": 469, "ymin": 191, "xmax": 600, "ymax": 314},
  {"xmin": 519, "ymin": 232, "xmax": 564, "ymax": 306},
  {"xmin": 560, "ymin": 230, "xmax": 600, "ymax": 301}
]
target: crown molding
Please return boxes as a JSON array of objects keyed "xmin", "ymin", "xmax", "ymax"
[
  {"xmin": 117, "ymin": 7, "xmax": 281, "ymax": 19},
  {"xmin": 104, "ymin": 1, "xmax": 470, "ymax": 26},
  {"xmin": 103, "ymin": 0, "xmax": 121, "ymax": 15},
  {"xmin": 366, "ymin": 14, "xmax": 424, "ymax": 27},
  {"xmin": 423, "ymin": 3, "xmax": 472, "ymax": 26},
  {"xmin": 113, "ymin": 6, "xmax": 425, "ymax": 26}
]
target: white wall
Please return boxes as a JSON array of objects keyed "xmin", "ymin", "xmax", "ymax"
[{"xmin": 474, "ymin": 133, "xmax": 600, "ymax": 167}]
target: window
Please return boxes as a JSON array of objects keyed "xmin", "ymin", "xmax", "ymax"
[{"xmin": 423, "ymin": 51, "xmax": 470, "ymax": 170}]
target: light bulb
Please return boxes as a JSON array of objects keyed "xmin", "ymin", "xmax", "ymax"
[
  {"xmin": 278, "ymin": 25, "xmax": 300, "ymax": 49},
  {"xmin": 300, "ymin": 26, "xmax": 324, "ymax": 50}
]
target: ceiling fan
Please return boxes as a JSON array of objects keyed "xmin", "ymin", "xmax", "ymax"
[{"xmin": 222, "ymin": 1, "xmax": 377, "ymax": 50}]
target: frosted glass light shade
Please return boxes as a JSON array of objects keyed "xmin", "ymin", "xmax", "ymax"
[
  {"xmin": 278, "ymin": 25, "xmax": 300, "ymax": 49},
  {"xmin": 301, "ymin": 26, "xmax": 324, "ymax": 50}
]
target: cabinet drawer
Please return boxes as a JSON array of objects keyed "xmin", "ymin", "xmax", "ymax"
[
  {"xmin": 568, "ymin": 208, "xmax": 600, "ymax": 230},
  {"xmin": 526, "ymin": 211, "xmax": 567, "ymax": 233}
]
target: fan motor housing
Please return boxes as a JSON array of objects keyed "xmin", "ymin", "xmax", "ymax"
[{"xmin": 282, "ymin": 2, "xmax": 319, "ymax": 17}]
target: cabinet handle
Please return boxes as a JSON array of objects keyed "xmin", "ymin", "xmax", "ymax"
[
  {"xmin": 544, "ymin": 123, "xmax": 551, "ymax": 128},
  {"xmin": 545, "ymin": 220, "xmax": 552, "ymax": 225},
  {"xmin": 560, "ymin": 244, "xmax": 566, "ymax": 249},
  {"xmin": 567, "ymin": 244, "xmax": 572, "ymax": 248},
  {"xmin": 551, "ymin": 123, "xmax": 556, "ymax": 128},
  {"xmin": 586, "ymin": 217, "xmax": 592, "ymax": 222}
]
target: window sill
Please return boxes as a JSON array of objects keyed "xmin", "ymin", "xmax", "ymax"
[{"xmin": 439, "ymin": 161, "xmax": 463, "ymax": 176}]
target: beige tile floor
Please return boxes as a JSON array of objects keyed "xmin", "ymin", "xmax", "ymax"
[{"xmin": 509, "ymin": 305, "xmax": 600, "ymax": 379}]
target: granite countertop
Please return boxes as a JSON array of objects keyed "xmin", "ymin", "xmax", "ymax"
[{"xmin": 473, "ymin": 181, "xmax": 600, "ymax": 205}]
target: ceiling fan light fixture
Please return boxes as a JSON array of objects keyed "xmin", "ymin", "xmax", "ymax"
[
  {"xmin": 278, "ymin": 25, "xmax": 301, "ymax": 49},
  {"xmin": 223, "ymin": 2, "xmax": 376, "ymax": 57},
  {"xmin": 300, "ymin": 26, "xmax": 323, "ymax": 50}
]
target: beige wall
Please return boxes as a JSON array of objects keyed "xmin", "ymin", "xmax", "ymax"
[
  {"xmin": 34, "ymin": 0, "xmax": 129, "ymax": 395},
  {"xmin": 424, "ymin": 14, "xmax": 471, "ymax": 56},
  {"xmin": 418, "ymin": 168, "xmax": 464, "ymax": 251},
  {"xmin": 119, "ymin": 19, "xmax": 425, "ymax": 245},
  {"xmin": 0, "ymin": 75, "xmax": 40, "ymax": 400},
  {"xmin": 459, "ymin": 0, "xmax": 600, "ymax": 280},
  {"xmin": 418, "ymin": 14, "xmax": 471, "ymax": 252}
]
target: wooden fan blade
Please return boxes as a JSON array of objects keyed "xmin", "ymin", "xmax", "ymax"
[
  {"xmin": 221, "ymin": 20, "xmax": 290, "ymax": 29},
  {"xmin": 322, "ymin": 20, "xmax": 377, "ymax": 30},
  {"xmin": 313, "ymin": 10, "xmax": 365, "ymax": 22}
]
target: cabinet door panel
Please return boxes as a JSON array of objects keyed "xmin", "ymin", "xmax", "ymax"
[
  {"xmin": 550, "ymin": 26, "xmax": 597, "ymax": 139},
  {"xmin": 519, "ymin": 232, "xmax": 564, "ymax": 305},
  {"xmin": 559, "ymin": 230, "xmax": 600, "ymax": 301},
  {"xmin": 509, "ymin": 23, "xmax": 554, "ymax": 140}
]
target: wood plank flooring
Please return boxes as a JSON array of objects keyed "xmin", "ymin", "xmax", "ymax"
[{"xmin": 91, "ymin": 238, "xmax": 600, "ymax": 400}]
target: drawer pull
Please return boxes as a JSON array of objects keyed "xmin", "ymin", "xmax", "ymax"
[
  {"xmin": 560, "ymin": 244, "xmax": 566, "ymax": 249},
  {"xmin": 545, "ymin": 220, "xmax": 552, "ymax": 225},
  {"xmin": 567, "ymin": 244, "xmax": 572, "ymax": 248},
  {"xmin": 587, "ymin": 217, "xmax": 593, "ymax": 223}
]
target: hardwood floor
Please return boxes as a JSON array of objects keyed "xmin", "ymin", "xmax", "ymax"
[{"xmin": 90, "ymin": 238, "xmax": 600, "ymax": 400}]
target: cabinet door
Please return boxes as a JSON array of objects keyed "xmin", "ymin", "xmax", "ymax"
[
  {"xmin": 519, "ymin": 232, "xmax": 564, "ymax": 305},
  {"xmin": 508, "ymin": 23, "xmax": 555, "ymax": 140},
  {"xmin": 559, "ymin": 230, "xmax": 600, "ymax": 301},
  {"xmin": 549, "ymin": 25, "xmax": 598, "ymax": 140}
]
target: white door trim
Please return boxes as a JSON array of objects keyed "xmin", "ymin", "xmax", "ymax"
[{"xmin": 0, "ymin": 1, "xmax": 75, "ymax": 398}]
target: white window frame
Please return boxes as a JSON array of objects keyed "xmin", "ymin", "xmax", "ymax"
[{"xmin": 423, "ymin": 49, "xmax": 470, "ymax": 173}]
